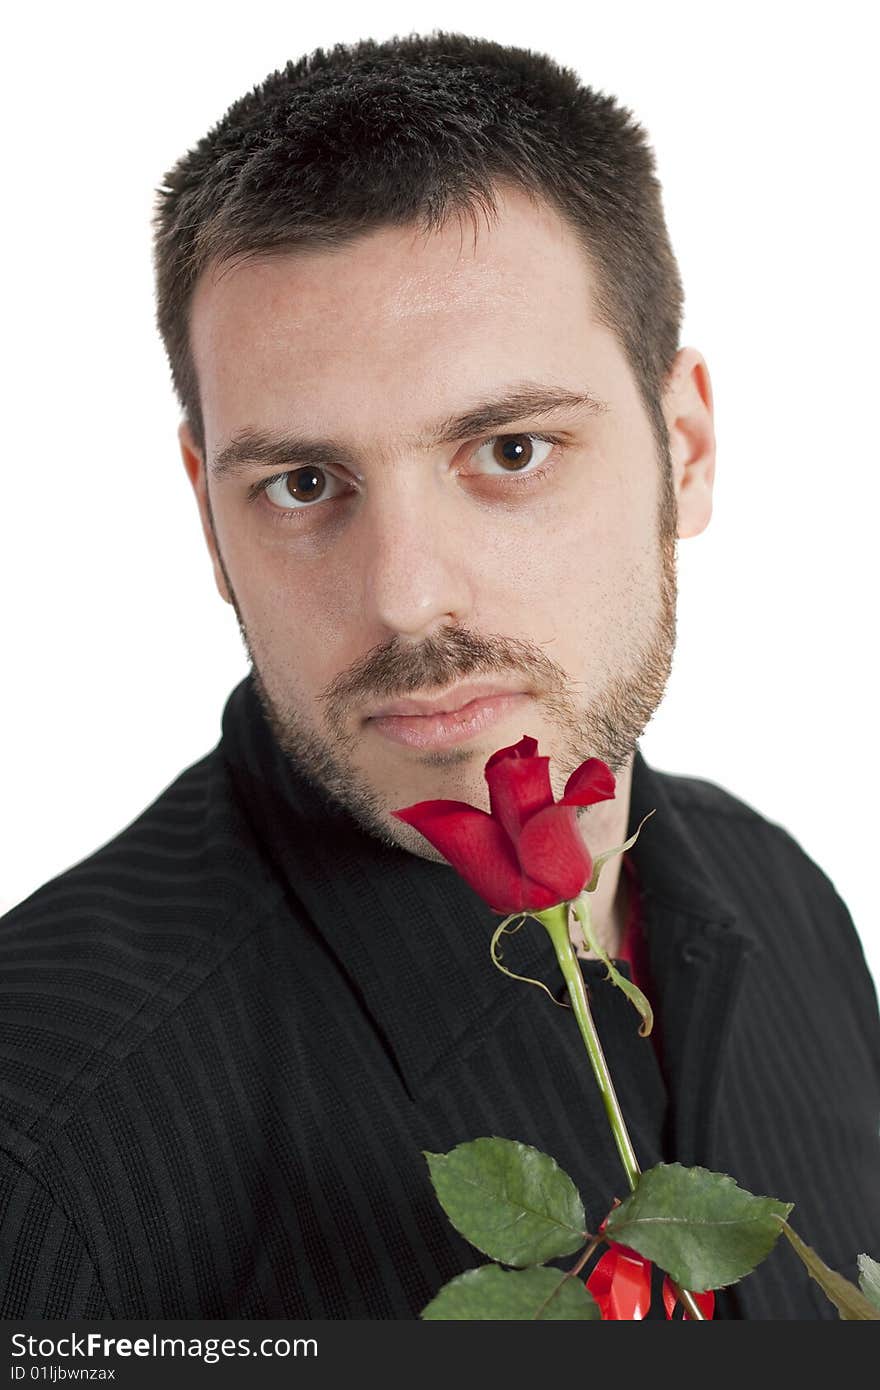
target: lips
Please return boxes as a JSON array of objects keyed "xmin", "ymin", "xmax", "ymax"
[
  {"xmin": 366, "ymin": 692, "xmax": 531, "ymax": 751},
  {"xmin": 367, "ymin": 680, "xmax": 527, "ymax": 721}
]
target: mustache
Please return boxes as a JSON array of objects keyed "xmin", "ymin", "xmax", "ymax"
[{"xmin": 321, "ymin": 627, "xmax": 569, "ymax": 720}]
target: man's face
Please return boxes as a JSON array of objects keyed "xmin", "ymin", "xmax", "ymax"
[{"xmin": 183, "ymin": 185, "xmax": 709, "ymax": 858}]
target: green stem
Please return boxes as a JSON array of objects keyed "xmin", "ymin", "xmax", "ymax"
[
  {"xmin": 534, "ymin": 903, "xmax": 641, "ymax": 1190},
  {"xmin": 531, "ymin": 902, "xmax": 706, "ymax": 1322}
]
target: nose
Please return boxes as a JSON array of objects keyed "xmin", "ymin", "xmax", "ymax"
[{"xmin": 355, "ymin": 471, "xmax": 474, "ymax": 641}]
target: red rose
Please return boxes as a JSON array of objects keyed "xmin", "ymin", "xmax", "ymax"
[{"xmin": 391, "ymin": 734, "xmax": 615, "ymax": 912}]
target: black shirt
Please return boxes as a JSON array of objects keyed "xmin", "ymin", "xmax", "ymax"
[{"xmin": 1, "ymin": 673, "xmax": 878, "ymax": 1319}]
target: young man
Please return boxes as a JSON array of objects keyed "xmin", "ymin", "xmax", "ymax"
[{"xmin": 1, "ymin": 33, "xmax": 877, "ymax": 1321}]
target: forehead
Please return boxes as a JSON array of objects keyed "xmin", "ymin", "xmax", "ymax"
[{"xmin": 188, "ymin": 185, "xmax": 619, "ymax": 450}]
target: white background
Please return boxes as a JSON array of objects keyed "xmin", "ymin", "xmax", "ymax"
[{"xmin": 2, "ymin": 2, "xmax": 877, "ymax": 990}]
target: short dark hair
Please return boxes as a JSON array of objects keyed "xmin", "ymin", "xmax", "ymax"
[{"xmin": 152, "ymin": 30, "xmax": 684, "ymax": 465}]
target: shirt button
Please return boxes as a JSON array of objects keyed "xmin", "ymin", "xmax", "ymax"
[{"xmin": 679, "ymin": 942, "xmax": 710, "ymax": 965}]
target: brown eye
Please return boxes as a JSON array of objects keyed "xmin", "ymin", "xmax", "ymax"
[
  {"xmin": 493, "ymin": 435, "xmax": 535, "ymax": 470},
  {"xmin": 472, "ymin": 433, "xmax": 555, "ymax": 477},
  {"xmin": 264, "ymin": 466, "xmax": 346, "ymax": 510},
  {"xmin": 286, "ymin": 467, "xmax": 326, "ymax": 500}
]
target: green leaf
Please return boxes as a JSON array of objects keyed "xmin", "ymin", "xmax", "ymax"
[
  {"xmin": 423, "ymin": 1137, "xmax": 587, "ymax": 1267},
  {"xmin": 571, "ymin": 890, "xmax": 654, "ymax": 1037},
  {"xmin": 604, "ymin": 1162, "xmax": 792, "ymax": 1291},
  {"xmin": 774, "ymin": 1220, "xmax": 880, "ymax": 1320},
  {"xmin": 421, "ymin": 1263, "xmax": 601, "ymax": 1320},
  {"xmin": 584, "ymin": 810, "xmax": 655, "ymax": 893},
  {"xmin": 858, "ymin": 1253, "xmax": 880, "ymax": 1311}
]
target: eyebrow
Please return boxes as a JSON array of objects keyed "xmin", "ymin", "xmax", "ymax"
[{"xmin": 209, "ymin": 383, "xmax": 610, "ymax": 480}]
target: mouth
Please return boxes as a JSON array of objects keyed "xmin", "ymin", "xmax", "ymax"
[{"xmin": 365, "ymin": 691, "xmax": 531, "ymax": 750}]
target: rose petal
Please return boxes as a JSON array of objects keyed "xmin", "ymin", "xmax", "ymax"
[
  {"xmin": 484, "ymin": 735, "xmax": 539, "ymax": 773},
  {"xmin": 391, "ymin": 800, "xmax": 556, "ymax": 911},
  {"xmin": 515, "ymin": 802, "xmax": 593, "ymax": 901},
  {"xmin": 484, "ymin": 751, "xmax": 555, "ymax": 843},
  {"xmin": 560, "ymin": 757, "xmax": 617, "ymax": 808}
]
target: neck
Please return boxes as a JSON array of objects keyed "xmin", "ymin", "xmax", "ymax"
[{"xmin": 570, "ymin": 753, "xmax": 634, "ymax": 961}]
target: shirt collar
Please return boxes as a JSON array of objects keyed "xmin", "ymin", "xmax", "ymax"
[
  {"xmin": 220, "ymin": 671, "xmax": 752, "ymax": 1099},
  {"xmin": 626, "ymin": 742, "xmax": 742, "ymax": 929}
]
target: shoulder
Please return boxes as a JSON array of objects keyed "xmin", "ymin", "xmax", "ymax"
[
  {"xmin": 1, "ymin": 742, "xmax": 282, "ymax": 926},
  {"xmin": 649, "ymin": 761, "xmax": 878, "ymax": 1012},
  {"xmin": 653, "ymin": 763, "xmax": 827, "ymax": 866},
  {"xmin": 0, "ymin": 742, "xmax": 286, "ymax": 1158},
  {"xmin": 652, "ymin": 764, "xmax": 777, "ymax": 823},
  {"xmin": 1, "ymin": 742, "xmax": 283, "ymax": 939}
]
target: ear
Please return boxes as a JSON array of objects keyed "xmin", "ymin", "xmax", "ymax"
[
  {"xmin": 178, "ymin": 420, "xmax": 232, "ymax": 605},
  {"xmin": 662, "ymin": 347, "xmax": 716, "ymax": 540}
]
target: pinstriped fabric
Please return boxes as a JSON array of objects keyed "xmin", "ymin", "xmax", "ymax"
[
  {"xmin": 1, "ymin": 671, "xmax": 878, "ymax": 1319},
  {"xmin": 0, "ymin": 1161, "xmax": 109, "ymax": 1317}
]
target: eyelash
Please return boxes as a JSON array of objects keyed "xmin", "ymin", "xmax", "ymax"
[{"xmin": 249, "ymin": 432, "xmax": 565, "ymax": 521}]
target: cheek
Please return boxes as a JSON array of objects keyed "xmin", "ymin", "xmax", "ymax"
[
  {"xmin": 238, "ymin": 548, "xmax": 368, "ymax": 708},
  {"xmin": 550, "ymin": 456, "xmax": 646, "ymax": 583},
  {"xmin": 216, "ymin": 526, "xmax": 334, "ymax": 654}
]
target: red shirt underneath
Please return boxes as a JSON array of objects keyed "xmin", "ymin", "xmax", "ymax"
[
  {"xmin": 613, "ymin": 852, "xmax": 665, "ymax": 1070},
  {"xmin": 615, "ymin": 853, "xmax": 651, "ymax": 995}
]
